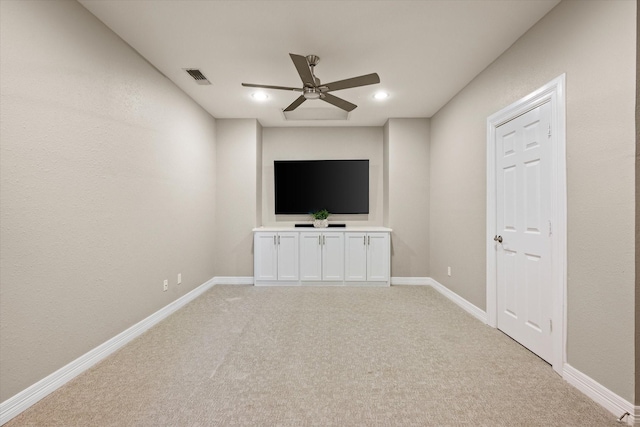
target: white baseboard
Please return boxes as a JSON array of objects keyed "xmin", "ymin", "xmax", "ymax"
[
  {"xmin": 411, "ymin": 277, "xmax": 637, "ymax": 425},
  {"xmin": 3, "ymin": 276, "xmax": 637, "ymax": 426},
  {"xmin": 563, "ymin": 364, "xmax": 637, "ymax": 425},
  {"xmin": 390, "ymin": 277, "xmax": 431, "ymax": 286},
  {"xmin": 0, "ymin": 277, "xmax": 217, "ymax": 426},
  {"xmin": 426, "ymin": 277, "xmax": 488, "ymax": 323},
  {"xmin": 390, "ymin": 277, "xmax": 487, "ymax": 323},
  {"xmin": 212, "ymin": 276, "xmax": 254, "ymax": 285},
  {"xmin": 395, "ymin": 277, "xmax": 638, "ymax": 424},
  {"xmin": 401, "ymin": 278, "xmax": 638, "ymax": 425}
]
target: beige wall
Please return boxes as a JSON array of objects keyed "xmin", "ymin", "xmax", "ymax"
[
  {"xmin": 385, "ymin": 119, "xmax": 430, "ymax": 277},
  {"xmin": 261, "ymin": 127, "xmax": 384, "ymax": 226},
  {"xmin": 1, "ymin": 0, "xmax": 636, "ymax": 411},
  {"xmin": 429, "ymin": 0, "xmax": 636, "ymax": 401},
  {"xmin": 0, "ymin": 0, "xmax": 218, "ymax": 401},
  {"xmin": 214, "ymin": 119, "xmax": 261, "ymax": 276},
  {"xmin": 383, "ymin": 123, "xmax": 390, "ymax": 227},
  {"xmin": 256, "ymin": 121, "xmax": 263, "ymax": 227}
]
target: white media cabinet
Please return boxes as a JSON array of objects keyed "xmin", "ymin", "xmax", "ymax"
[{"xmin": 253, "ymin": 227, "xmax": 391, "ymax": 286}]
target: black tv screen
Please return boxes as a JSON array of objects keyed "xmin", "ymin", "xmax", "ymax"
[{"xmin": 274, "ymin": 160, "xmax": 369, "ymax": 214}]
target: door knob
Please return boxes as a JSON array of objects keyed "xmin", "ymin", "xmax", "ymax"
[{"xmin": 493, "ymin": 235, "xmax": 503, "ymax": 243}]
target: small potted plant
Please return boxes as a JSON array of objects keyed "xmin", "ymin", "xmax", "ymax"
[{"xmin": 311, "ymin": 209, "xmax": 330, "ymax": 228}]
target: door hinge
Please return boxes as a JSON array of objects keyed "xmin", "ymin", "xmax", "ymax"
[
  {"xmin": 548, "ymin": 220, "xmax": 552, "ymax": 237},
  {"xmin": 548, "ymin": 124, "xmax": 551, "ymax": 138},
  {"xmin": 549, "ymin": 319, "xmax": 553, "ymax": 333}
]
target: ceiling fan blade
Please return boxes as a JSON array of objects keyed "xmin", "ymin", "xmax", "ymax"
[
  {"xmin": 321, "ymin": 93, "xmax": 357, "ymax": 112},
  {"xmin": 283, "ymin": 95, "xmax": 307, "ymax": 112},
  {"xmin": 289, "ymin": 53, "xmax": 315, "ymax": 87},
  {"xmin": 242, "ymin": 83, "xmax": 302, "ymax": 92},
  {"xmin": 322, "ymin": 73, "xmax": 380, "ymax": 92}
]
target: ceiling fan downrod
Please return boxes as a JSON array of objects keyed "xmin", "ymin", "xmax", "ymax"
[{"xmin": 306, "ymin": 55, "xmax": 321, "ymax": 88}]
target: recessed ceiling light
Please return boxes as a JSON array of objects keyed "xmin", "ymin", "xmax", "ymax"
[
  {"xmin": 374, "ymin": 91, "xmax": 389, "ymax": 100},
  {"xmin": 251, "ymin": 92, "xmax": 269, "ymax": 101}
]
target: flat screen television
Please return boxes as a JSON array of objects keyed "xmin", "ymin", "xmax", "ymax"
[{"xmin": 274, "ymin": 160, "xmax": 369, "ymax": 215}]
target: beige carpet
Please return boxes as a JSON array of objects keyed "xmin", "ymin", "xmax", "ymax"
[{"xmin": 7, "ymin": 285, "xmax": 619, "ymax": 426}]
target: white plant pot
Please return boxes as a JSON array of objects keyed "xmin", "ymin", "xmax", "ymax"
[{"xmin": 313, "ymin": 219, "xmax": 329, "ymax": 228}]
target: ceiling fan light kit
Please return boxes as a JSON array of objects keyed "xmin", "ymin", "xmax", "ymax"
[
  {"xmin": 303, "ymin": 87, "xmax": 322, "ymax": 100},
  {"xmin": 242, "ymin": 53, "xmax": 380, "ymax": 115},
  {"xmin": 251, "ymin": 91, "xmax": 268, "ymax": 100}
]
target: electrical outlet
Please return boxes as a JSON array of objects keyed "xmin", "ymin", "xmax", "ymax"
[
  {"xmin": 177, "ymin": 273, "xmax": 182, "ymax": 285},
  {"xmin": 447, "ymin": 266, "xmax": 451, "ymax": 277},
  {"xmin": 163, "ymin": 279, "xmax": 168, "ymax": 292}
]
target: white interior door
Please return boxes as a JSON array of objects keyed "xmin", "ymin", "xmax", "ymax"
[{"xmin": 495, "ymin": 102, "xmax": 553, "ymax": 363}]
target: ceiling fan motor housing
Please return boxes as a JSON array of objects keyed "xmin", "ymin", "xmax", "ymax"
[
  {"xmin": 303, "ymin": 87, "xmax": 322, "ymax": 99},
  {"xmin": 306, "ymin": 55, "xmax": 320, "ymax": 67}
]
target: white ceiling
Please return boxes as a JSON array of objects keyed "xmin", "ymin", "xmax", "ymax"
[{"xmin": 78, "ymin": 0, "xmax": 560, "ymax": 127}]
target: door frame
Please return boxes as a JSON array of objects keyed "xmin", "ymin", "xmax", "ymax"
[{"xmin": 486, "ymin": 74, "xmax": 566, "ymax": 375}]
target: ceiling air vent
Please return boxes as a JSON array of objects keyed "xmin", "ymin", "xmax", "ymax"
[{"xmin": 184, "ymin": 68, "xmax": 211, "ymax": 85}]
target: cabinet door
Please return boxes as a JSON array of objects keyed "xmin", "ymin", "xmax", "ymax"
[
  {"xmin": 254, "ymin": 232, "xmax": 278, "ymax": 281},
  {"xmin": 344, "ymin": 232, "xmax": 367, "ymax": 281},
  {"xmin": 300, "ymin": 232, "xmax": 322, "ymax": 281},
  {"xmin": 277, "ymin": 232, "xmax": 299, "ymax": 281},
  {"xmin": 367, "ymin": 233, "xmax": 389, "ymax": 281},
  {"xmin": 322, "ymin": 232, "xmax": 344, "ymax": 281}
]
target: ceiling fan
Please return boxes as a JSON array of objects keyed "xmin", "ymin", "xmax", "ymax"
[{"xmin": 242, "ymin": 53, "xmax": 380, "ymax": 112}]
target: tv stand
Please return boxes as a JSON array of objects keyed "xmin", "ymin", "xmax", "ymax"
[
  {"xmin": 252, "ymin": 227, "xmax": 391, "ymax": 286},
  {"xmin": 294, "ymin": 223, "xmax": 346, "ymax": 228}
]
